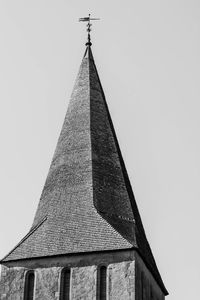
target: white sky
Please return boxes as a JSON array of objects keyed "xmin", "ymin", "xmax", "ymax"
[{"xmin": 0, "ymin": 1, "xmax": 200, "ymax": 299}]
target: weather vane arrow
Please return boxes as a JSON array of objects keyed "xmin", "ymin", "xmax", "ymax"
[{"xmin": 79, "ymin": 14, "xmax": 100, "ymax": 46}]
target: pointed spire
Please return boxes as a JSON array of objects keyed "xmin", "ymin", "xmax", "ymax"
[{"xmin": 1, "ymin": 42, "xmax": 167, "ymax": 295}]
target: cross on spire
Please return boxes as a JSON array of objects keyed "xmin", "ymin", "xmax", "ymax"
[{"xmin": 79, "ymin": 14, "xmax": 100, "ymax": 46}]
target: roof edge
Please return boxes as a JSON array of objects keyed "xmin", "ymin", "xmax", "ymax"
[
  {"xmin": 1, "ymin": 216, "xmax": 47, "ymax": 262},
  {"xmin": 87, "ymin": 49, "xmax": 168, "ymax": 296}
]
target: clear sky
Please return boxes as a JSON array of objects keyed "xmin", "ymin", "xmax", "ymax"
[{"xmin": 0, "ymin": 1, "xmax": 200, "ymax": 299}]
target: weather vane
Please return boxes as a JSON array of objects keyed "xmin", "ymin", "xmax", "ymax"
[{"xmin": 79, "ymin": 14, "xmax": 100, "ymax": 46}]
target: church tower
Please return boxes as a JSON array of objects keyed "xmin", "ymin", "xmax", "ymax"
[{"xmin": 0, "ymin": 17, "xmax": 168, "ymax": 300}]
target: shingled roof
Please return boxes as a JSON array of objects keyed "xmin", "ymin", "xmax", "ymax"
[{"xmin": 2, "ymin": 44, "xmax": 167, "ymax": 294}]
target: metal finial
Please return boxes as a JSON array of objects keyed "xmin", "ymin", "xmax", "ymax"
[{"xmin": 79, "ymin": 14, "xmax": 100, "ymax": 46}]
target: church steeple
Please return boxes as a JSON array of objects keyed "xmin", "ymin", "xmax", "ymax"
[
  {"xmin": 3, "ymin": 41, "xmax": 135, "ymax": 259},
  {"xmin": 1, "ymin": 28, "xmax": 168, "ymax": 298}
]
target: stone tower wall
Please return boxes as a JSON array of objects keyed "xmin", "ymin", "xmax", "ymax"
[
  {"xmin": 0, "ymin": 250, "xmax": 165, "ymax": 300},
  {"xmin": 135, "ymin": 252, "xmax": 164, "ymax": 300},
  {"xmin": 0, "ymin": 262, "xmax": 135, "ymax": 300}
]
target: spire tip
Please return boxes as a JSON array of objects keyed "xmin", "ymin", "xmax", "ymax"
[{"xmin": 79, "ymin": 14, "xmax": 100, "ymax": 46}]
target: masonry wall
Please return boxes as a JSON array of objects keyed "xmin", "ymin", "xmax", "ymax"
[
  {"xmin": 135, "ymin": 252, "xmax": 165, "ymax": 300},
  {"xmin": 0, "ymin": 250, "xmax": 166, "ymax": 300},
  {"xmin": 0, "ymin": 261, "xmax": 135, "ymax": 300},
  {"xmin": 0, "ymin": 265, "xmax": 26, "ymax": 299}
]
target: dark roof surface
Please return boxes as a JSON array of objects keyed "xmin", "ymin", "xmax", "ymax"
[{"xmin": 2, "ymin": 46, "xmax": 167, "ymax": 294}]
